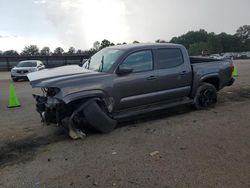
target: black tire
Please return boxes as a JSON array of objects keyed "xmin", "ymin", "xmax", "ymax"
[
  {"xmin": 12, "ymin": 78, "xmax": 18, "ymax": 82},
  {"xmin": 84, "ymin": 101, "xmax": 117, "ymax": 133},
  {"xmin": 193, "ymin": 83, "xmax": 217, "ymax": 110}
]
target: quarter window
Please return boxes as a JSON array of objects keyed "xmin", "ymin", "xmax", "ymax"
[
  {"xmin": 157, "ymin": 49, "xmax": 184, "ymax": 69},
  {"xmin": 121, "ymin": 50, "xmax": 153, "ymax": 73}
]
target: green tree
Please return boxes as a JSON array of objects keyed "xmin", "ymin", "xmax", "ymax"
[
  {"xmin": 21, "ymin": 45, "xmax": 40, "ymax": 56},
  {"xmin": 189, "ymin": 42, "xmax": 208, "ymax": 56},
  {"xmin": 93, "ymin": 41, "xmax": 100, "ymax": 50},
  {"xmin": 207, "ymin": 34, "xmax": 223, "ymax": 54},
  {"xmin": 216, "ymin": 33, "xmax": 239, "ymax": 52},
  {"xmin": 170, "ymin": 29, "xmax": 209, "ymax": 48},
  {"xmin": 100, "ymin": 39, "xmax": 111, "ymax": 49},
  {"xmin": 53, "ymin": 47, "xmax": 64, "ymax": 55},
  {"xmin": 40, "ymin": 47, "xmax": 50, "ymax": 56},
  {"xmin": 236, "ymin": 25, "xmax": 250, "ymax": 42},
  {"xmin": 87, "ymin": 48, "xmax": 98, "ymax": 56},
  {"xmin": 155, "ymin": 39, "xmax": 167, "ymax": 43},
  {"xmin": 133, "ymin": 41, "xmax": 140, "ymax": 44},
  {"xmin": 76, "ymin": 49, "xmax": 84, "ymax": 54},
  {"xmin": 67, "ymin": 47, "xmax": 76, "ymax": 55},
  {"xmin": 3, "ymin": 50, "xmax": 19, "ymax": 56}
]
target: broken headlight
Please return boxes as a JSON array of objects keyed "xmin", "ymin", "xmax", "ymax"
[{"xmin": 42, "ymin": 87, "xmax": 60, "ymax": 97}]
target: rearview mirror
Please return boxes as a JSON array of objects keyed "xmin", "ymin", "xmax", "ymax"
[{"xmin": 117, "ymin": 66, "xmax": 133, "ymax": 75}]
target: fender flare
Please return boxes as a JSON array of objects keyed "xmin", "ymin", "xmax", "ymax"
[
  {"xmin": 200, "ymin": 73, "xmax": 220, "ymax": 83},
  {"xmin": 191, "ymin": 73, "xmax": 220, "ymax": 98},
  {"xmin": 62, "ymin": 90, "xmax": 107, "ymax": 104}
]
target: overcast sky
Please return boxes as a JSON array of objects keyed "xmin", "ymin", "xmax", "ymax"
[{"xmin": 0, "ymin": 0, "xmax": 249, "ymax": 52}]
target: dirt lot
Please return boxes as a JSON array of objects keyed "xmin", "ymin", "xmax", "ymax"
[{"xmin": 0, "ymin": 60, "xmax": 250, "ymax": 188}]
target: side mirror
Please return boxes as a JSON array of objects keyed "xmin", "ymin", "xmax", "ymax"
[{"xmin": 117, "ymin": 66, "xmax": 133, "ymax": 75}]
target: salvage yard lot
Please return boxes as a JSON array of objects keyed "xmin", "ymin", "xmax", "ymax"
[{"xmin": 0, "ymin": 60, "xmax": 250, "ymax": 187}]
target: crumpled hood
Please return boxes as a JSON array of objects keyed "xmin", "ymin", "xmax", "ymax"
[{"xmin": 27, "ymin": 65, "xmax": 101, "ymax": 87}]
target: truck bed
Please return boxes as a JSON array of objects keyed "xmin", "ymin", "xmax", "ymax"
[{"xmin": 190, "ymin": 56, "xmax": 222, "ymax": 64}]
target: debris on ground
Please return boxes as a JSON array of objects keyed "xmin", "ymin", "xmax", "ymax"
[
  {"xmin": 68, "ymin": 124, "xmax": 86, "ymax": 140},
  {"xmin": 144, "ymin": 128, "xmax": 156, "ymax": 134},
  {"xmin": 180, "ymin": 147, "xmax": 187, "ymax": 150},
  {"xmin": 150, "ymin": 151, "xmax": 159, "ymax": 156},
  {"xmin": 93, "ymin": 180, "xmax": 98, "ymax": 186}
]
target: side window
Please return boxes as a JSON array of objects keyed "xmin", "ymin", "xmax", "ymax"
[
  {"xmin": 157, "ymin": 48, "xmax": 184, "ymax": 69},
  {"xmin": 121, "ymin": 50, "xmax": 153, "ymax": 73}
]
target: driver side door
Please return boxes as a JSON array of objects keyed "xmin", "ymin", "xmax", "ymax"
[{"xmin": 113, "ymin": 50, "xmax": 158, "ymax": 111}]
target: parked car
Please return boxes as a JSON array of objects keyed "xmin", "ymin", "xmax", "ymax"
[
  {"xmin": 28, "ymin": 43, "xmax": 234, "ymax": 139},
  {"xmin": 11, "ymin": 60, "xmax": 45, "ymax": 82},
  {"xmin": 210, "ymin": 54, "xmax": 223, "ymax": 59}
]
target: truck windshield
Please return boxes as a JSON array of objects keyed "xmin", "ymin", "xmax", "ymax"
[{"xmin": 85, "ymin": 48, "xmax": 124, "ymax": 72}]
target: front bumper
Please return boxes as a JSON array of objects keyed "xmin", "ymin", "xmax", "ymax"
[{"xmin": 11, "ymin": 73, "xmax": 29, "ymax": 80}]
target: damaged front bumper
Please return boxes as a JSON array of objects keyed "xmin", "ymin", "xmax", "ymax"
[{"xmin": 33, "ymin": 92, "xmax": 117, "ymax": 139}]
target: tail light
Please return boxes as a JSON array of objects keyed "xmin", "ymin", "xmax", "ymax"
[{"xmin": 231, "ymin": 64, "xmax": 234, "ymax": 75}]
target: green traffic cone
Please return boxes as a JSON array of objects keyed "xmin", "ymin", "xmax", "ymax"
[
  {"xmin": 8, "ymin": 83, "xmax": 21, "ymax": 108},
  {"xmin": 233, "ymin": 65, "xmax": 238, "ymax": 77}
]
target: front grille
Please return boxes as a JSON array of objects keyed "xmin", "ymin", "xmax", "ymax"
[{"xmin": 17, "ymin": 70, "xmax": 29, "ymax": 74}]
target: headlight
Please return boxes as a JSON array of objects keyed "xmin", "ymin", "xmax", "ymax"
[
  {"xmin": 11, "ymin": 69, "xmax": 16, "ymax": 73},
  {"xmin": 29, "ymin": 68, "xmax": 38, "ymax": 72},
  {"xmin": 46, "ymin": 87, "xmax": 60, "ymax": 97}
]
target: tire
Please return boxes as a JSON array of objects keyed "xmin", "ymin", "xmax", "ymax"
[
  {"xmin": 12, "ymin": 78, "xmax": 18, "ymax": 82},
  {"xmin": 193, "ymin": 83, "xmax": 217, "ymax": 110},
  {"xmin": 84, "ymin": 101, "xmax": 117, "ymax": 133}
]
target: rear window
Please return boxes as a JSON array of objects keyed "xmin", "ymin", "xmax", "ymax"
[{"xmin": 156, "ymin": 48, "xmax": 184, "ymax": 69}]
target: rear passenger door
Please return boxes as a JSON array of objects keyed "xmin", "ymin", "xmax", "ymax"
[{"xmin": 154, "ymin": 48, "xmax": 192, "ymax": 101}]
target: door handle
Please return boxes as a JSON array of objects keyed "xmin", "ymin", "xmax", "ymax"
[{"xmin": 147, "ymin": 75, "xmax": 157, "ymax": 80}]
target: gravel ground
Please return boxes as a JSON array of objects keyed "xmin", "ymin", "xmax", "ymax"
[{"xmin": 0, "ymin": 60, "xmax": 249, "ymax": 188}]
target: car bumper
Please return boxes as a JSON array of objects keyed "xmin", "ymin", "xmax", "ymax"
[{"xmin": 11, "ymin": 73, "xmax": 29, "ymax": 80}]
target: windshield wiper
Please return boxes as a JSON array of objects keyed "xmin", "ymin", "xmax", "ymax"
[{"xmin": 99, "ymin": 56, "xmax": 104, "ymax": 72}]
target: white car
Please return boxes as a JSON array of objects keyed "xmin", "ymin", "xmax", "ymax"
[
  {"xmin": 11, "ymin": 60, "xmax": 45, "ymax": 82},
  {"xmin": 210, "ymin": 54, "xmax": 223, "ymax": 59}
]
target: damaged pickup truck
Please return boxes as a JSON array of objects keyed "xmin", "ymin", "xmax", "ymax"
[{"xmin": 28, "ymin": 43, "xmax": 235, "ymax": 139}]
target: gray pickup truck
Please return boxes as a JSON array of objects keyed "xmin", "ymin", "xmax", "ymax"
[{"xmin": 28, "ymin": 43, "xmax": 234, "ymax": 138}]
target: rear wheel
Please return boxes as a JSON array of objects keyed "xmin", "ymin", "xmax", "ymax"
[{"xmin": 194, "ymin": 83, "xmax": 217, "ymax": 110}]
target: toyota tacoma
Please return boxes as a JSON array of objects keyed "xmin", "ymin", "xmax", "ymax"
[{"xmin": 28, "ymin": 43, "xmax": 235, "ymax": 139}]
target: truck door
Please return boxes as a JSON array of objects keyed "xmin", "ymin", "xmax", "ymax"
[
  {"xmin": 154, "ymin": 48, "xmax": 192, "ymax": 101},
  {"xmin": 113, "ymin": 50, "xmax": 158, "ymax": 110}
]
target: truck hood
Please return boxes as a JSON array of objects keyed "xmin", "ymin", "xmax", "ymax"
[{"xmin": 27, "ymin": 65, "xmax": 103, "ymax": 88}]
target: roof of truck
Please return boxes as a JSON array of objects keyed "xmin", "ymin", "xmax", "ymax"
[{"xmin": 107, "ymin": 43, "xmax": 184, "ymax": 50}]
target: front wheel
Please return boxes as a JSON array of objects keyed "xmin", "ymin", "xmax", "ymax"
[
  {"xmin": 12, "ymin": 78, "xmax": 18, "ymax": 82},
  {"xmin": 193, "ymin": 83, "xmax": 217, "ymax": 110}
]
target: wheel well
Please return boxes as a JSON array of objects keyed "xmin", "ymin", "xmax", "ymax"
[{"xmin": 203, "ymin": 77, "xmax": 220, "ymax": 90}]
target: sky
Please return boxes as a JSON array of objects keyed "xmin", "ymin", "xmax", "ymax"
[{"xmin": 0, "ymin": 0, "xmax": 250, "ymax": 52}]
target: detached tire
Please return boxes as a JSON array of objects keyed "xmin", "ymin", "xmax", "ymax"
[
  {"xmin": 194, "ymin": 83, "xmax": 217, "ymax": 110},
  {"xmin": 84, "ymin": 101, "xmax": 117, "ymax": 133}
]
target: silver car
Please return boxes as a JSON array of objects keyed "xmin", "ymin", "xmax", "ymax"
[{"xmin": 11, "ymin": 60, "xmax": 45, "ymax": 82}]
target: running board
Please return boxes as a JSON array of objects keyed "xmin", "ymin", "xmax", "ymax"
[{"xmin": 113, "ymin": 98, "xmax": 193, "ymax": 120}]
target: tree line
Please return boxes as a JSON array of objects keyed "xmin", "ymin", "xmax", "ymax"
[
  {"xmin": 170, "ymin": 25, "xmax": 250, "ymax": 55},
  {"xmin": 0, "ymin": 25, "xmax": 249, "ymax": 57}
]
